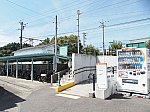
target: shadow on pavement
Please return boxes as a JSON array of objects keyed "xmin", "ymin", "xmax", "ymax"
[
  {"xmin": 0, "ymin": 86, "xmax": 25, "ymax": 111},
  {"xmin": 106, "ymin": 94, "xmax": 131, "ymax": 100}
]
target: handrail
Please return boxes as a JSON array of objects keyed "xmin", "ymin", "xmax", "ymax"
[
  {"xmin": 53, "ymin": 68, "xmax": 70, "ymax": 75},
  {"xmin": 73, "ymin": 66, "xmax": 96, "ymax": 72},
  {"xmin": 72, "ymin": 66, "xmax": 96, "ymax": 77},
  {"xmin": 53, "ymin": 66, "xmax": 96, "ymax": 81}
]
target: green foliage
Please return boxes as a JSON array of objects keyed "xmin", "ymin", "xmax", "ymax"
[
  {"xmin": 146, "ymin": 40, "xmax": 150, "ymax": 49},
  {"xmin": 39, "ymin": 35, "xmax": 100, "ymax": 56},
  {"xmin": 83, "ymin": 44, "xmax": 99, "ymax": 56},
  {"xmin": 39, "ymin": 35, "xmax": 79, "ymax": 56},
  {"xmin": 109, "ymin": 40, "xmax": 123, "ymax": 56},
  {"xmin": 39, "ymin": 37, "xmax": 51, "ymax": 45},
  {"xmin": 0, "ymin": 42, "xmax": 31, "ymax": 57}
]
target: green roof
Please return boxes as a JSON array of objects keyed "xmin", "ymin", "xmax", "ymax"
[{"xmin": 0, "ymin": 53, "xmax": 69, "ymax": 62}]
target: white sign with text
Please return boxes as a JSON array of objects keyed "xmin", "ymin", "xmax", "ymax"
[{"xmin": 96, "ymin": 63, "xmax": 108, "ymax": 89}]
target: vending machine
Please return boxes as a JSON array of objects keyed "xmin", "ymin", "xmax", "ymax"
[{"xmin": 117, "ymin": 47, "xmax": 150, "ymax": 96}]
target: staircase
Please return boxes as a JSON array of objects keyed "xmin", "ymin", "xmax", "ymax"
[{"xmin": 60, "ymin": 68, "xmax": 74, "ymax": 85}]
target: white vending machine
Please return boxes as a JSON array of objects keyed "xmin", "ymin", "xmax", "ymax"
[{"xmin": 117, "ymin": 47, "xmax": 150, "ymax": 96}]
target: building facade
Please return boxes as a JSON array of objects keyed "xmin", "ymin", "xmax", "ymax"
[{"xmin": 126, "ymin": 37, "xmax": 150, "ymax": 48}]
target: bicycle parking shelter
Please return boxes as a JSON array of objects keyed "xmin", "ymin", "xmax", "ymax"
[{"xmin": 0, "ymin": 45, "xmax": 69, "ymax": 81}]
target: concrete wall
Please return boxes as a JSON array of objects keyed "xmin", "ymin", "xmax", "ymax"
[
  {"xmin": 72, "ymin": 53, "xmax": 96, "ymax": 84},
  {"xmin": 97, "ymin": 56, "xmax": 117, "ymax": 67}
]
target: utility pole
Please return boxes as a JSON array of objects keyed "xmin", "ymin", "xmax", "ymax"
[
  {"xmin": 77, "ymin": 10, "xmax": 81, "ymax": 54},
  {"xmin": 100, "ymin": 20, "xmax": 105, "ymax": 57},
  {"xmin": 55, "ymin": 15, "xmax": 58, "ymax": 73},
  {"xmin": 100, "ymin": 20, "xmax": 108, "ymax": 62},
  {"xmin": 19, "ymin": 21, "xmax": 27, "ymax": 49},
  {"xmin": 100, "ymin": 20, "xmax": 108, "ymax": 57},
  {"xmin": 82, "ymin": 32, "xmax": 87, "ymax": 47}
]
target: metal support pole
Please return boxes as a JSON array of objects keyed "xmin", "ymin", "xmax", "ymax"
[
  {"xmin": 51, "ymin": 75, "xmax": 53, "ymax": 86},
  {"xmin": 11, "ymin": 64, "xmax": 13, "ymax": 74},
  {"xmin": 16, "ymin": 60, "xmax": 18, "ymax": 79},
  {"xmin": 31, "ymin": 58, "xmax": 34, "ymax": 81},
  {"xmin": 58, "ymin": 72, "xmax": 61, "ymax": 86},
  {"xmin": 6, "ymin": 60, "xmax": 8, "ymax": 77},
  {"xmin": 55, "ymin": 15, "xmax": 57, "ymax": 73},
  {"xmin": 102, "ymin": 23, "xmax": 105, "ymax": 57},
  {"xmin": 93, "ymin": 73, "xmax": 95, "ymax": 92},
  {"xmin": 53, "ymin": 56, "xmax": 55, "ymax": 72}
]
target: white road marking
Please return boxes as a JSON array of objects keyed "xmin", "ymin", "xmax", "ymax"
[{"xmin": 56, "ymin": 93, "xmax": 80, "ymax": 99}]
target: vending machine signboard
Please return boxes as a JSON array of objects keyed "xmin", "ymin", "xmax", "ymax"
[{"xmin": 117, "ymin": 48, "xmax": 150, "ymax": 95}]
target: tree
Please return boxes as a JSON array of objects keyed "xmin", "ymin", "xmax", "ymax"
[
  {"xmin": 39, "ymin": 35, "xmax": 80, "ymax": 56},
  {"xmin": 39, "ymin": 35, "xmax": 100, "ymax": 56},
  {"xmin": 83, "ymin": 44, "xmax": 99, "ymax": 56},
  {"xmin": 146, "ymin": 40, "xmax": 150, "ymax": 49},
  {"xmin": 0, "ymin": 42, "xmax": 31, "ymax": 57},
  {"xmin": 39, "ymin": 37, "xmax": 51, "ymax": 45},
  {"xmin": 109, "ymin": 40, "xmax": 123, "ymax": 56}
]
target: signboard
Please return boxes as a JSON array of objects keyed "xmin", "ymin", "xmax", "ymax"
[
  {"xmin": 59, "ymin": 46, "xmax": 68, "ymax": 56},
  {"xmin": 96, "ymin": 63, "xmax": 108, "ymax": 89}
]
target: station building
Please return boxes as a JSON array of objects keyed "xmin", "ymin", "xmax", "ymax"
[{"xmin": 126, "ymin": 37, "xmax": 150, "ymax": 48}]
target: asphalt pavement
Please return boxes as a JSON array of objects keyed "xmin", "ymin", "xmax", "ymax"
[
  {"xmin": 20, "ymin": 86, "xmax": 150, "ymax": 112},
  {"xmin": 0, "ymin": 76, "xmax": 50, "ymax": 112},
  {"xmin": 1, "ymin": 76, "xmax": 150, "ymax": 112}
]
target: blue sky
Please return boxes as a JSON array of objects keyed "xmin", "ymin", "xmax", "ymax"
[{"xmin": 0, "ymin": 0, "xmax": 150, "ymax": 50}]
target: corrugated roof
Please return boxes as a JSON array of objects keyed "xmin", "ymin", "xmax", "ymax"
[
  {"xmin": 0, "ymin": 53, "xmax": 69, "ymax": 62},
  {"xmin": 13, "ymin": 44, "xmax": 56, "ymax": 53}
]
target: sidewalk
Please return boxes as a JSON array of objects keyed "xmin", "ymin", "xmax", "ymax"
[
  {"xmin": 0, "ymin": 76, "xmax": 50, "ymax": 92},
  {"xmin": 0, "ymin": 76, "xmax": 51, "ymax": 112},
  {"xmin": 61, "ymin": 82, "xmax": 93, "ymax": 97}
]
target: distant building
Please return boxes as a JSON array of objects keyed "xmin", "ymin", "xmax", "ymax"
[{"xmin": 126, "ymin": 37, "xmax": 150, "ymax": 48}]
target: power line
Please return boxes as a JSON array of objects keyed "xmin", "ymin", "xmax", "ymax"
[
  {"xmin": 107, "ymin": 18, "xmax": 150, "ymax": 28},
  {"xmin": 24, "ymin": 0, "xmax": 91, "ymax": 25},
  {"xmin": 82, "ymin": 0, "xmax": 107, "ymax": 12},
  {"xmin": 26, "ymin": 0, "xmax": 144, "ymax": 28},
  {"xmin": 82, "ymin": 0, "xmax": 144, "ymax": 16},
  {"xmin": 4, "ymin": 0, "xmax": 42, "ymax": 15},
  {"xmin": 18, "ymin": 17, "xmax": 150, "ymax": 40}
]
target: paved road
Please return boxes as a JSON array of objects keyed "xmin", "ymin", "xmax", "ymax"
[
  {"xmin": 20, "ymin": 86, "xmax": 150, "ymax": 112},
  {"xmin": 0, "ymin": 76, "xmax": 50, "ymax": 112}
]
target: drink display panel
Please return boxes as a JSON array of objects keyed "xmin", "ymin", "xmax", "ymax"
[
  {"xmin": 117, "ymin": 48, "xmax": 150, "ymax": 94},
  {"xmin": 118, "ymin": 50, "xmax": 144, "ymax": 71}
]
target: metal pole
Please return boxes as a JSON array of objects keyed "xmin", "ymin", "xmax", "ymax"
[
  {"xmin": 102, "ymin": 22, "xmax": 105, "ymax": 56},
  {"xmin": 31, "ymin": 58, "xmax": 33, "ymax": 81},
  {"xmin": 100, "ymin": 20, "xmax": 106, "ymax": 62},
  {"xmin": 6, "ymin": 60, "xmax": 8, "ymax": 77},
  {"xmin": 82, "ymin": 32, "xmax": 87, "ymax": 48},
  {"xmin": 51, "ymin": 75, "xmax": 53, "ymax": 86},
  {"xmin": 77, "ymin": 10, "xmax": 81, "ymax": 54},
  {"xmin": 20, "ymin": 22, "xmax": 23, "ymax": 49},
  {"xmin": 58, "ymin": 72, "xmax": 61, "ymax": 86},
  {"xmin": 55, "ymin": 15, "xmax": 57, "ymax": 73},
  {"xmin": 93, "ymin": 73, "xmax": 95, "ymax": 92},
  {"xmin": 16, "ymin": 60, "xmax": 18, "ymax": 79}
]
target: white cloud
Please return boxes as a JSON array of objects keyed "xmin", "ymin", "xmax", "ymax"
[
  {"xmin": 28, "ymin": 24, "xmax": 54, "ymax": 36},
  {"xmin": 0, "ymin": 35, "xmax": 19, "ymax": 47}
]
